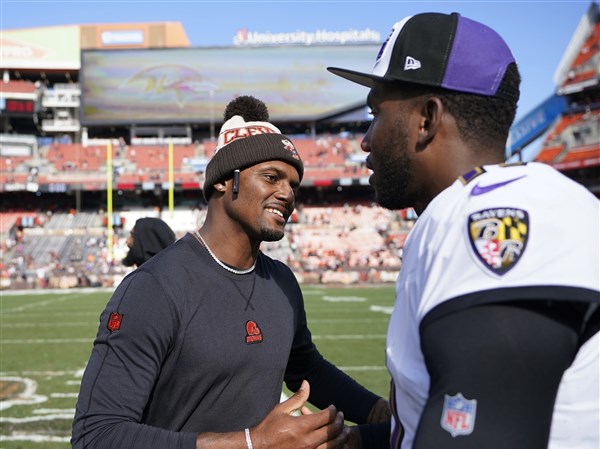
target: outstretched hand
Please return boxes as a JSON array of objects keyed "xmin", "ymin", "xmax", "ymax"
[
  {"xmin": 340, "ymin": 398, "xmax": 392, "ymax": 449},
  {"xmin": 367, "ymin": 398, "xmax": 391, "ymax": 424},
  {"xmin": 251, "ymin": 380, "xmax": 349, "ymax": 449}
]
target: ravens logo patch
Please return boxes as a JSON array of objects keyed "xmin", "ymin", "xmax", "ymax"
[{"xmin": 467, "ymin": 207, "xmax": 529, "ymax": 275}]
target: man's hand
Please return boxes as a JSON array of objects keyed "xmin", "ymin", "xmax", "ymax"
[
  {"xmin": 251, "ymin": 380, "xmax": 349, "ymax": 449},
  {"xmin": 341, "ymin": 398, "xmax": 392, "ymax": 449},
  {"xmin": 195, "ymin": 381, "xmax": 350, "ymax": 449},
  {"xmin": 367, "ymin": 398, "xmax": 391, "ymax": 424},
  {"xmin": 343, "ymin": 426, "xmax": 362, "ymax": 449}
]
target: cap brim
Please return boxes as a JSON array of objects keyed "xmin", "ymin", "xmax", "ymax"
[{"xmin": 327, "ymin": 67, "xmax": 381, "ymax": 88}]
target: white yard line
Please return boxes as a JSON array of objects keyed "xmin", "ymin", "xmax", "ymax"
[
  {"xmin": 0, "ymin": 338, "xmax": 92, "ymax": 344},
  {"xmin": 0, "ymin": 434, "xmax": 71, "ymax": 443},
  {"xmin": 50, "ymin": 393, "xmax": 79, "ymax": 398},
  {"xmin": 322, "ymin": 296, "xmax": 367, "ymax": 302},
  {"xmin": 2, "ymin": 294, "xmax": 74, "ymax": 313},
  {"xmin": 369, "ymin": 305, "xmax": 394, "ymax": 314},
  {"xmin": 33, "ymin": 408, "xmax": 75, "ymax": 414},
  {"xmin": 1, "ymin": 287, "xmax": 113, "ymax": 297},
  {"xmin": 0, "ymin": 369, "xmax": 82, "ymax": 377},
  {"xmin": 312, "ymin": 334, "xmax": 386, "ymax": 339},
  {"xmin": 1, "ymin": 414, "xmax": 74, "ymax": 423},
  {"xmin": 1, "ymin": 322, "xmax": 93, "ymax": 328},
  {"xmin": 337, "ymin": 366, "xmax": 387, "ymax": 371},
  {"xmin": 1, "ymin": 311, "xmax": 100, "ymax": 317},
  {"xmin": 309, "ymin": 318, "xmax": 388, "ymax": 323}
]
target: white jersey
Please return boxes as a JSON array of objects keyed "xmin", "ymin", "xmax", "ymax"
[{"xmin": 386, "ymin": 162, "xmax": 600, "ymax": 449}]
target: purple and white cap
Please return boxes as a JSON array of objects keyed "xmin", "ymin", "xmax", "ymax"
[{"xmin": 328, "ymin": 12, "xmax": 519, "ymax": 101}]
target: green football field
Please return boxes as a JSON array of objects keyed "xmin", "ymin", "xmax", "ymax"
[{"xmin": 0, "ymin": 285, "xmax": 395, "ymax": 448}]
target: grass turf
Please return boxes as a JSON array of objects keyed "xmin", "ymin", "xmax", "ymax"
[{"xmin": 0, "ymin": 285, "xmax": 395, "ymax": 448}]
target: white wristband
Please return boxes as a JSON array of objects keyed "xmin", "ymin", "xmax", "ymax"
[{"xmin": 244, "ymin": 428, "xmax": 253, "ymax": 449}]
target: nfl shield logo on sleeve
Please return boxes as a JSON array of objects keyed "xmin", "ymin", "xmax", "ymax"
[
  {"xmin": 107, "ymin": 312, "xmax": 123, "ymax": 332},
  {"xmin": 441, "ymin": 393, "xmax": 477, "ymax": 437}
]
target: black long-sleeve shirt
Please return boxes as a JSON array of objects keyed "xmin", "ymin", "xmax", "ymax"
[{"xmin": 72, "ymin": 233, "xmax": 383, "ymax": 449}]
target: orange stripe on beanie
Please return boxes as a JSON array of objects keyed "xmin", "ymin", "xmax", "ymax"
[{"xmin": 203, "ymin": 96, "xmax": 303, "ymax": 200}]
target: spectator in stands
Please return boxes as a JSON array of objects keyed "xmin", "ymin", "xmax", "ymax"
[
  {"xmin": 72, "ymin": 96, "xmax": 390, "ymax": 449},
  {"xmin": 121, "ymin": 217, "xmax": 176, "ymax": 267},
  {"xmin": 329, "ymin": 11, "xmax": 599, "ymax": 449}
]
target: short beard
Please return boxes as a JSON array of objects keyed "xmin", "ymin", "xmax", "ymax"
[
  {"xmin": 260, "ymin": 227, "xmax": 285, "ymax": 242},
  {"xmin": 373, "ymin": 137, "xmax": 413, "ymax": 211}
]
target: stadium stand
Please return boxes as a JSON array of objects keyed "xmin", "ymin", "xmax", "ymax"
[
  {"xmin": 1, "ymin": 79, "xmax": 37, "ymax": 96},
  {"xmin": 532, "ymin": 3, "xmax": 599, "ymax": 193},
  {"xmin": 535, "ymin": 145, "xmax": 565, "ymax": 164},
  {"xmin": 559, "ymin": 20, "xmax": 599, "ymax": 93},
  {"xmin": 1, "ymin": 3, "xmax": 599, "ymax": 290},
  {"xmin": 554, "ymin": 145, "xmax": 600, "ymax": 171},
  {"xmin": 536, "ymin": 109, "xmax": 600, "ymax": 168}
]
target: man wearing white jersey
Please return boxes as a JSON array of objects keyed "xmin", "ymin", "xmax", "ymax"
[{"xmin": 328, "ymin": 11, "xmax": 600, "ymax": 449}]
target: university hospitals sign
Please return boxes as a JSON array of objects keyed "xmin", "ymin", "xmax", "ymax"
[{"xmin": 233, "ymin": 28, "xmax": 381, "ymax": 46}]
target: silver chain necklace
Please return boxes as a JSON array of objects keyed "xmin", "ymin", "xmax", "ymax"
[{"xmin": 193, "ymin": 230, "xmax": 256, "ymax": 275}]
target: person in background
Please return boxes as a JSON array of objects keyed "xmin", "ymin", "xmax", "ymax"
[
  {"xmin": 71, "ymin": 95, "xmax": 390, "ymax": 449},
  {"xmin": 122, "ymin": 217, "xmax": 176, "ymax": 267},
  {"xmin": 328, "ymin": 11, "xmax": 599, "ymax": 449}
]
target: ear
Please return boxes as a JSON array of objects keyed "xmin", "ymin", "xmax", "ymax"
[
  {"xmin": 213, "ymin": 181, "xmax": 227, "ymax": 193},
  {"xmin": 417, "ymin": 96, "xmax": 444, "ymax": 146}
]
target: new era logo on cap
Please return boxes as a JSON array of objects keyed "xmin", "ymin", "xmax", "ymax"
[
  {"xmin": 327, "ymin": 12, "xmax": 518, "ymax": 101},
  {"xmin": 404, "ymin": 56, "xmax": 421, "ymax": 70}
]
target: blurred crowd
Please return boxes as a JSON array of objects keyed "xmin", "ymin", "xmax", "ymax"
[{"xmin": 1, "ymin": 203, "xmax": 415, "ymax": 290}]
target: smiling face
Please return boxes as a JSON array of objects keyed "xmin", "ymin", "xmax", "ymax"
[{"xmin": 223, "ymin": 160, "xmax": 300, "ymax": 242}]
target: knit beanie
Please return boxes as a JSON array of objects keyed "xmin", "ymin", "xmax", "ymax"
[{"xmin": 203, "ymin": 102, "xmax": 304, "ymax": 200}]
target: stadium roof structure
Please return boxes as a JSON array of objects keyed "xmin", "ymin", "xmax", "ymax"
[
  {"xmin": 523, "ymin": 1, "xmax": 600, "ymax": 193},
  {"xmin": 554, "ymin": 1, "xmax": 600, "ymax": 95},
  {"xmin": 1, "ymin": 22, "xmax": 190, "ymax": 72},
  {"xmin": 508, "ymin": 1, "xmax": 599, "ymax": 174},
  {"xmin": 1, "ymin": 26, "xmax": 81, "ymax": 71}
]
